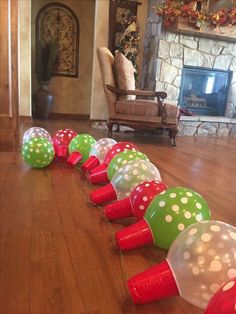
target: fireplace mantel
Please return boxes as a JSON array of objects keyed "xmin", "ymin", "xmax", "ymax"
[{"xmin": 165, "ymin": 17, "xmax": 236, "ymax": 43}]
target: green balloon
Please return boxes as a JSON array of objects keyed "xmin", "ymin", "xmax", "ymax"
[
  {"xmin": 144, "ymin": 187, "xmax": 211, "ymax": 250},
  {"xmin": 107, "ymin": 150, "xmax": 148, "ymax": 180},
  {"xmin": 21, "ymin": 137, "xmax": 54, "ymax": 168},
  {"xmin": 69, "ymin": 134, "xmax": 96, "ymax": 164}
]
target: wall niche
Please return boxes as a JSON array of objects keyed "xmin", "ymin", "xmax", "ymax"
[{"xmin": 36, "ymin": 2, "xmax": 79, "ymax": 78}]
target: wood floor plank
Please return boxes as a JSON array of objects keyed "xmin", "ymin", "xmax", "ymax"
[{"xmin": 0, "ymin": 119, "xmax": 236, "ymax": 314}]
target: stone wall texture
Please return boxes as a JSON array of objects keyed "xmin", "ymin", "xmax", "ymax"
[
  {"xmin": 179, "ymin": 117, "xmax": 236, "ymax": 137},
  {"xmin": 141, "ymin": 0, "xmax": 161, "ymax": 91}
]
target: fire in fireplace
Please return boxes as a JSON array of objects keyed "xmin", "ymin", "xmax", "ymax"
[{"xmin": 178, "ymin": 66, "xmax": 232, "ymax": 116}]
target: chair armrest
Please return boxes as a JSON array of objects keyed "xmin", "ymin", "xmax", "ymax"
[
  {"xmin": 161, "ymin": 103, "xmax": 180, "ymax": 123},
  {"xmin": 106, "ymin": 84, "xmax": 167, "ymax": 99}
]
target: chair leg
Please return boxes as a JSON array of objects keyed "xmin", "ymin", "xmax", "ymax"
[
  {"xmin": 114, "ymin": 124, "xmax": 120, "ymax": 133},
  {"xmin": 169, "ymin": 128, "xmax": 178, "ymax": 147},
  {"xmin": 107, "ymin": 122, "xmax": 113, "ymax": 137}
]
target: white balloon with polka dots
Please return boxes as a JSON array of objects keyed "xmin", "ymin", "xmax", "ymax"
[
  {"xmin": 89, "ymin": 138, "xmax": 117, "ymax": 162},
  {"xmin": 167, "ymin": 220, "xmax": 236, "ymax": 309},
  {"xmin": 111, "ymin": 159, "xmax": 161, "ymax": 200},
  {"xmin": 22, "ymin": 127, "xmax": 52, "ymax": 144}
]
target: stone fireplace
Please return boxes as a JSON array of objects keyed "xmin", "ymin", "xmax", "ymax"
[{"xmin": 141, "ymin": 0, "xmax": 236, "ymax": 137}]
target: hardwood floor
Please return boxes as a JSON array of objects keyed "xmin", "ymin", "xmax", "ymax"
[{"xmin": 1, "ymin": 119, "xmax": 236, "ymax": 314}]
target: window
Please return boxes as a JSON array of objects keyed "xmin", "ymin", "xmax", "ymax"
[{"xmin": 205, "ymin": 76, "xmax": 215, "ymax": 94}]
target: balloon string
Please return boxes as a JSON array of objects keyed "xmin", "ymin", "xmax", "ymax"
[
  {"xmin": 86, "ymin": 172, "xmax": 130, "ymax": 297},
  {"xmin": 97, "ymin": 203, "xmax": 130, "ymax": 295}
]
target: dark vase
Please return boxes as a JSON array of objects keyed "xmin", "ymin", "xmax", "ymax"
[{"xmin": 33, "ymin": 81, "xmax": 53, "ymax": 119}]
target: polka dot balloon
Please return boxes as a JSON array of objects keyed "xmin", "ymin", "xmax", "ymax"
[
  {"xmin": 168, "ymin": 221, "xmax": 236, "ymax": 309},
  {"xmin": 205, "ymin": 277, "xmax": 236, "ymax": 314},
  {"xmin": 23, "ymin": 127, "xmax": 52, "ymax": 144},
  {"xmin": 52, "ymin": 128, "xmax": 77, "ymax": 158},
  {"xmin": 107, "ymin": 150, "xmax": 149, "ymax": 180},
  {"xmin": 81, "ymin": 138, "xmax": 117, "ymax": 173},
  {"xmin": 89, "ymin": 141, "xmax": 139, "ymax": 184},
  {"xmin": 104, "ymin": 180, "xmax": 167, "ymax": 221},
  {"xmin": 146, "ymin": 187, "xmax": 211, "ymax": 249},
  {"xmin": 103, "ymin": 142, "xmax": 140, "ymax": 166},
  {"xmin": 90, "ymin": 159, "xmax": 161, "ymax": 205},
  {"xmin": 116, "ymin": 187, "xmax": 211, "ymax": 251},
  {"xmin": 127, "ymin": 221, "xmax": 236, "ymax": 309},
  {"xmin": 21, "ymin": 137, "xmax": 54, "ymax": 168},
  {"xmin": 68, "ymin": 134, "xmax": 96, "ymax": 166},
  {"xmin": 112, "ymin": 160, "xmax": 161, "ymax": 199},
  {"xmin": 89, "ymin": 138, "xmax": 117, "ymax": 163},
  {"xmin": 130, "ymin": 181, "xmax": 168, "ymax": 219}
]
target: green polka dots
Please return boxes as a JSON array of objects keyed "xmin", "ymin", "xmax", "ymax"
[
  {"xmin": 69, "ymin": 134, "xmax": 96, "ymax": 164},
  {"xmin": 107, "ymin": 150, "xmax": 148, "ymax": 180},
  {"xmin": 144, "ymin": 187, "xmax": 211, "ymax": 249},
  {"xmin": 21, "ymin": 138, "xmax": 54, "ymax": 168}
]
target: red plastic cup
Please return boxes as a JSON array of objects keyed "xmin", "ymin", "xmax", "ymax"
[
  {"xmin": 89, "ymin": 163, "xmax": 108, "ymax": 174},
  {"xmin": 89, "ymin": 183, "xmax": 117, "ymax": 205},
  {"xmin": 89, "ymin": 164, "xmax": 109, "ymax": 184},
  {"xmin": 104, "ymin": 197, "xmax": 133, "ymax": 220},
  {"xmin": 128, "ymin": 260, "xmax": 179, "ymax": 304},
  {"xmin": 57, "ymin": 145, "xmax": 68, "ymax": 159},
  {"xmin": 115, "ymin": 219, "xmax": 153, "ymax": 250},
  {"xmin": 81, "ymin": 155, "xmax": 100, "ymax": 173},
  {"xmin": 67, "ymin": 151, "xmax": 83, "ymax": 166}
]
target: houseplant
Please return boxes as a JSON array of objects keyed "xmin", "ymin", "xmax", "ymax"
[{"xmin": 34, "ymin": 40, "xmax": 57, "ymax": 119}]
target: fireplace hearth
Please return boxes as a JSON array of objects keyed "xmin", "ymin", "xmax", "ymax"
[{"xmin": 179, "ymin": 66, "xmax": 232, "ymax": 116}]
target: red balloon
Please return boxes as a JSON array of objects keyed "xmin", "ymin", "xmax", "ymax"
[
  {"xmin": 53, "ymin": 128, "xmax": 77, "ymax": 158},
  {"xmin": 104, "ymin": 180, "xmax": 167, "ymax": 220},
  {"xmin": 103, "ymin": 142, "xmax": 139, "ymax": 165},
  {"xmin": 205, "ymin": 277, "xmax": 236, "ymax": 314},
  {"xmin": 89, "ymin": 142, "xmax": 139, "ymax": 184}
]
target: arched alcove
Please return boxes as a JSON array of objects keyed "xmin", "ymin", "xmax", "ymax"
[
  {"xmin": 36, "ymin": 2, "xmax": 79, "ymax": 78},
  {"xmin": 32, "ymin": 0, "xmax": 95, "ymax": 117}
]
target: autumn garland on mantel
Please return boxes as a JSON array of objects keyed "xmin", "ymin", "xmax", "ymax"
[{"xmin": 154, "ymin": 0, "xmax": 236, "ymax": 30}]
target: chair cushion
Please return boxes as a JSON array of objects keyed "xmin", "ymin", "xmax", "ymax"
[
  {"xmin": 113, "ymin": 52, "xmax": 136, "ymax": 101},
  {"xmin": 163, "ymin": 103, "xmax": 179, "ymax": 124},
  {"xmin": 164, "ymin": 103, "xmax": 179, "ymax": 118},
  {"xmin": 97, "ymin": 47, "xmax": 117, "ymax": 116},
  {"xmin": 116, "ymin": 100, "xmax": 159, "ymax": 116}
]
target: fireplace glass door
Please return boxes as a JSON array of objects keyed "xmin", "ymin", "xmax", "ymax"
[{"xmin": 178, "ymin": 66, "xmax": 232, "ymax": 116}]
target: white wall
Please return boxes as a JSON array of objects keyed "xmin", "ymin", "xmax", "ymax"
[
  {"xmin": 19, "ymin": 0, "xmax": 31, "ymax": 116},
  {"xmin": 90, "ymin": 0, "xmax": 110, "ymax": 120}
]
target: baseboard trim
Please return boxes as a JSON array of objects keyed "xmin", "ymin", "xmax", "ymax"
[
  {"xmin": 49, "ymin": 113, "xmax": 90, "ymax": 120},
  {"xmin": 90, "ymin": 119, "xmax": 107, "ymax": 122},
  {"xmin": 19, "ymin": 115, "xmax": 33, "ymax": 123}
]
